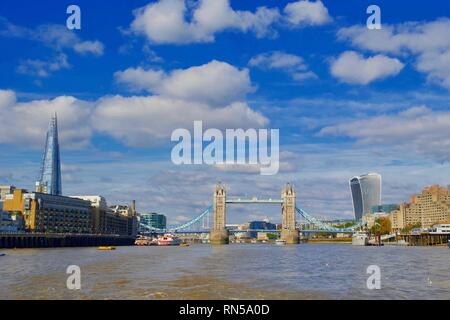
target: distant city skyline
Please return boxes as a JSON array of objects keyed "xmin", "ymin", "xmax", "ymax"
[{"xmin": 0, "ymin": 0, "xmax": 449, "ymax": 224}]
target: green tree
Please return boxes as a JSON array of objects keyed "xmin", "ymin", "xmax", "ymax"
[{"xmin": 401, "ymin": 222, "xmax": 421, "ymax": 234}]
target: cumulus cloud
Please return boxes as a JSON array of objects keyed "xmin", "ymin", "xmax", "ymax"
[
  {"xmin": 94, "ymin": 96, "xmax": 268, "ymax": 147},
  {"xmin": 130, "ymin": 0, "xmax": 280, "ymax": 44},
  {"xmin": 337, "ymin": 18, "xmax": 450, "ymax": 89},
  {"xmin": 0, "ymin": 90, "xmax": 93, "ymax": 148},
  {"xmin": 283, "ymin": 0, "xmax": 332, "ymax": 27},
  {"xmin": 115, "ymin": 60, "xmax": 255, "ymax": 106},
  {"xmin": 330, "ymin": 51, "xmax": 404, "ymax": 85},
  {"xmin": 249, "ymin": 51, "xmax": 317, "ymax": 81},
  {"xmin": 318, "ymin": 106, "xmax": 450, "ymax": 162},
  {"xmin": 129, "ymin": 0, "xmax": 332, "ymax": 44},
  {"xmin": 1, "ymin": 58, "xmax": 270, "ymax": 149}
]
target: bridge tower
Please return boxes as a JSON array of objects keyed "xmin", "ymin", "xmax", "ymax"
[
  {"xmin": 281, "ymin": 183, "xmax": 299, "ymax": 244},
  {"xmin": 210, "ymin": 183, "xmax": 229, "ymax": 244}
]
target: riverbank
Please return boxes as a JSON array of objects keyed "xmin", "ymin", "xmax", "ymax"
[{"xmin": 0, "ymin": 233, "xmax": 135, "ymax": 248}]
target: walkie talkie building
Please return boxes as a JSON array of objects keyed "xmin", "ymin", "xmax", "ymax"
[
  {"xmin": 36, "ymin": 114, "xmax": 62, "ymax": 196},
  {"xmin": 349, "ymin": 173, "xmax": 381, "ymax": 220}
]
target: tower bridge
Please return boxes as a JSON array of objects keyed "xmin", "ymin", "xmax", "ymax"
[{"xmin": 140, "ymin": 183, "xmax": 366, "ymax": 244}]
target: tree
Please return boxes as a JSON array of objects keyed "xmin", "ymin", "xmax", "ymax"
[
  {"xmin": 401, "ymin": 222, "xmax": 421, "ymax": 234},
  {"xmin": 370, "ymin": 217, "xmax": 392, "ymax": 235}
]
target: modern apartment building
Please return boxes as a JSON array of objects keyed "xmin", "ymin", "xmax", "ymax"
[
  {"xmin": 389, "ymin": 185, "xmax": 450, "ymax": 231},
  {"xmin": 349, "ymin": 173, "xmax": 382, "ymax": 220},
  {"xmin": 3, "ymin": 189, "xmax": 92, "ymax": 233}
]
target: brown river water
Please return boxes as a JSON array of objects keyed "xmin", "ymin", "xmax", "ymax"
[{"xmin": 0, "ymin": 244, "xmax": 449, "ymax": 300}]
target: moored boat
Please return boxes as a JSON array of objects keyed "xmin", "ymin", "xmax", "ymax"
[
  {"xmin": 157, "ymin": 234, "xmax": 182, "ymax": 246},
  {"xmin": 352, "ymin": 231, "xmax": 369, "ymax": 246},
  {"xmin": 134, "ymin": 236, "xmax": 154, "ymax": 246},
  {"xmin": 275, "ymin": 239, "xmax": 286, "ymax": 245},
  {"xmin": 98, "ymin": 246, "xmax": 116, "ymax": 250}
]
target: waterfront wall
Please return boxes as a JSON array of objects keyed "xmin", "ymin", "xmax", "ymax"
[{"xmin": 0, "ymin": 233, "xmax": 135, "ymax": 248}]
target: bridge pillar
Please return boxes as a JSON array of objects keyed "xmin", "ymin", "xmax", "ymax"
[
  {"xmin": 281, "ymin": 183, "xmax": 299, "ymax": 244},
  {"xmin": 210, "ymin": 183, "xmax": 229, "ymax": 245}
]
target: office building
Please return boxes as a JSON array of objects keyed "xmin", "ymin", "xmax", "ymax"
[
  {"xmin": 370, "ymin": 204, "xmax": 399, "ymax": 214},
  {"xmin": 35, "ymin": 114, "xmax": 62, "ymax": 195},
  {"xmin": 349, "ymin": 173, "xmax": 381, "ymax": 220},
  {"xmin": 248, "ymin": 220, "xmax": 276, "ymax": 238},
  {"xmin": 140, "ymin": 212, "xmax": 167, "ymax": 230}
]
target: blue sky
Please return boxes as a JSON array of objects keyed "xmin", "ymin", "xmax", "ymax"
[{"xmin": 0, "ymin": 0, "xmax": 449, "ymax": 224}]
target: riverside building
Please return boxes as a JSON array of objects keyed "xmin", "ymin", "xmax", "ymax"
[
  {"xmin": 140, "ymin": 212, "xmax": 167, "ymax": 230},
  {"xmin": 72, "ymin": 196, "xmax": 138, "ymax": 236},
  {"xmin": 3, "ymin": 189, "xmax": 92, "ymax": 233},
  {"xmin": 389, "ymin": 185, "xmax": 450, "ymax": 231}
]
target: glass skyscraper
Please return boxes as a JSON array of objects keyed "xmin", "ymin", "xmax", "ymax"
[
  {"xmin": 36, "ymin": 114, "xmax": 62, "ymax": 196},
  {"xmin": 140, "ymin": 213, "xmax": 167, "ymax": 230},
  {"xmin": 349, "ymin": 173, "xmax": 381, "ymax": 220}
]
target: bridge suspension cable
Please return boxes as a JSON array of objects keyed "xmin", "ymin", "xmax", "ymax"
[
  {"xmin": 140, "ymin": 206, "xmax": 213, "ymax": 232},
  {"xmin": 295, "ymin": 207, "xmax": 366, "ymax": 232}
]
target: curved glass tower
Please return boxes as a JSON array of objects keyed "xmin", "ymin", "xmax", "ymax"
[
  {"xmin": 36, "ymin": 114, "xmax": 62, "ymax": 195},
  {"xmin": 349, "ymin": 173, "xmax": 381, "ymax": 220}
]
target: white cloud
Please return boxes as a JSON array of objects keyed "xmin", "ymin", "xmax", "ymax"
[
  {"xmin": 318, "ymin": 106, "xmax": 450, "ymax": 162},
  {"xmin": 330, "ymin": 51, "xmax": 404, "ymax": 85},
  {"xmin": 249, "ymin": 51, "xmax": 317, "ymax": 81},
  {"xmin": 73, "ymin": 40, "xmax": 104, "ymax": 56},
  {"xmin": 283, "ymin": 0, "xmax": 331, "ymax": 27},
  {"xmin": 337, "ymin": 19, "xmax": 450, "ymax": 55},
  {"xmin": 337, "ymin": 18, "xmax": 450, "ymax": 90},
  {"xmin": 0, "ymin": 18, "xmax": 104, "ymax": 80},
  {"xmin": 0, "ymin": 90, "xmax": 93, "ymax": 148},
  {"xmin": 415, "ymin": 49, "xmax": 450, "ymax": 89},
  {"xmin": 129, "ymin": 0, "xmax": 332, "ymax": 44},
  {"xmin": 94, "ymin": 96, "xmax": 268, "ymax": 147},
  {"xmin": 0, "ymin": 19, "xmax": 104, "ymax": 56},
  {"xmin": 16, "ymin": 53, "xmax": 70, "ymax": 78},
  {"xmin": 1, "ymin": 57, "xmax": 269, "ymax": 149},
  {"xmin": 130, "ymin": 0, "xmax": 280, "ymax": 44},
  {"xmin": 115, "ymin": 60, "xmax": 255, "ymax": 106}
]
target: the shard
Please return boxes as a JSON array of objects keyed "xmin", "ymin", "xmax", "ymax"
[{"xmin": 36, "ymin": 114, "xmax": 62, "ymax": 195}]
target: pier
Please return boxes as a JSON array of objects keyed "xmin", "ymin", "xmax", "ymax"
[
  {"xmin": 0, "ymin": 233, "xmax": 135, "ymax": 249},
  {"xmin": 398, "ymin": 233, "xmax": 450, "ymax": 246}
]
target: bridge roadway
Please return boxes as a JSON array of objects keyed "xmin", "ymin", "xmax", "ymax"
[
  {"xmin": 146, "ymin": 229, "xmax": 356, "ymax": 234},
  {"xmin": 226, "ymin": 197, "xmax": 283, "ymax": 204}
]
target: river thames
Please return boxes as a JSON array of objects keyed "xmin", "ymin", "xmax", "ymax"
[{"xmin": 0, "ymin": 244, "xmax": 449, "ymax": 300}]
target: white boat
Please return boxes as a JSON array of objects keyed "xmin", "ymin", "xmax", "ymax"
[
  {"xmin": 157, "ymin": 234, "xmax": 182, "ymax": 246},
  {"xmin": 430, "ymin": 224, "xmax": 450, "ymax": 234},
  {"xmin": 352, "ymin": 231, "xmax": 369, "ymax": 246},
  {"xmin": 275, "ymin": 239, "xmax": 286, "ymax": 246}
]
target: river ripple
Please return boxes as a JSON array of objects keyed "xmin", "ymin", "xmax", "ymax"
[{"xmin": 0, "ymin": 244, "xmax": 449, "ymax": 299}]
